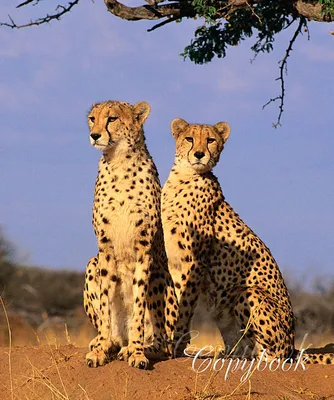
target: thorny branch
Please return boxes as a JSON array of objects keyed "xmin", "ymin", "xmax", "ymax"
[
  {"xmin": 262, "ymin": 17, "xmax": 307, "ymax": 128},
  {"xmin": 0, "ymin": 0, "xmax": 80, "ymax": 29}
]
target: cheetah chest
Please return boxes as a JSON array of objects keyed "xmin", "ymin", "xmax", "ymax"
[{"xmin": 95, "ymin": 186, "xmax": 149, "ymax": 262}]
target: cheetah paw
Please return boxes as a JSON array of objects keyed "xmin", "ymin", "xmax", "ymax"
[
  {"xmin": 118, "ymin": 345, "xmax": 149, "ymax": 369},
  {"xmin": 88, "ymin": 335, "xmax": 121, "ymax": 353},
  {"xmin": 86, "ymin": 339, "xmax": 121, "ymax": 367},
  {"xmin": 86, "ymin": 348, "xmax": 108, "ymax": 368},
  {"xmin": 128, "ymin": 352, "xmax": 149, "ymax": 369},
  {"xmin": 117, "ymin": 345, "xmax": 131, "ymax": 362}
]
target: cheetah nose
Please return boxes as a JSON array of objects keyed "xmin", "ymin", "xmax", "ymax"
[
  {"xmin": 194, "ymin": 151, "xmax": 205, "ymax": 160},
  {"xmin": 90, "ymin": 133, "xmax": 101, "ymax": 141}
]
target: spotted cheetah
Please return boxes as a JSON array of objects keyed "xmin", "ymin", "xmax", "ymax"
[
  {"xmin": 84, "ymin": 101, "xmax": 178, "ymax": 369},
  {"xmin": 162, "ymin": 118, "xmax": 334, "ymax": 364}
]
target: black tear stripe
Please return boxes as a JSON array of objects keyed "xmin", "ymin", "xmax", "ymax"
[
  {"xmin": 186, "ymin": 139, "xmax": 194, "ymax": 164},
  {"xmin": 206, "ymin": 126, "xmax": 212, "ymax": 159},
  {"xmin": 207, "ymin": 146, "xmax": 212, "ymax": 160},
  {"xmin": 105, "ymin": 122, "xmax": 113, "ymax": 145}
]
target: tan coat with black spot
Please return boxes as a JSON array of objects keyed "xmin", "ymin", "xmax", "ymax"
[
  {"xmin": 84, "ymin": 101, "xmax": 178, "ymax": 369},
  {"xmin": 162, "ymin": 118, "xmax": 334, "ymax": 365}
]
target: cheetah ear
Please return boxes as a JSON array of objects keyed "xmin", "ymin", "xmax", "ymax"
[
  {"xmin": 171, "ymin": 118, "xmax": 189, "ymax": 139},
  {"xmin": 133, "ymin": 102, "xmax": 151, "ymax": 125},
  {"xmin": 214, "ymin": 122, "xmax": 230, "ymax": 143},
  {"xmin": 89, "ymin": 103, "xmax": 98, "ymax": 113}
]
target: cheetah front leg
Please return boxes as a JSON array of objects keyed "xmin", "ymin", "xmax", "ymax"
[
  {"xmin": 118, "ymin": 252, "xmax": 151, "ymax": 369},
  {"xmin": 172, "ymin": 259, "xmax": 205, "ymax": 357},
  {"xmin": 144, "ymin": 269, "xmax": 178, "ymax": 360},
  {"xmin": 84, "ymin": 256, "xmax": 100, "ymax": 337},
  {"xmin": 85, "ymin": 252, "xmax": 122, "ymax": 367}
]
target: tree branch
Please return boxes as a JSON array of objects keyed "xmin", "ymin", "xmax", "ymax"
[
  {"xmin": 2, "ymin": 1, "xmax": 332, "ymax": 30},
  {"xmin": 103, "ymin": 0, "xmax": 332, "ymax": 24},
  {"xmin": 148, "ymin": 15, "xmax": 181, "ymax": 32},
  {"xmin": 104, "ymin": 0, "xmax": 195, "ymax": 21},
  {"xmin": 294, "ymin": 0, "xmax": 331, "ymax": 22},
  {"xmin": 17, "ymin": 0, "xmax": 38, "ymax": 8},
  {"xmin": 0, "ymin": 0, "xmax": 80, "ymax": 29},
  {"xmin": 263, "ymin": 17, "xmax": 306, "ymax": 128}
]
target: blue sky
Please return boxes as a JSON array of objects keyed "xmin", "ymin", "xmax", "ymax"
[{"xmin": 1, "ymin": 1, "xmax": 333, "ymax": 285}]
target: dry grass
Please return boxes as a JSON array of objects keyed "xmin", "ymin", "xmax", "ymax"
[
  {"xmin": 19, "ymin": 342, "xmax": 93, "ymax": 400},
  {"xmin": 24, "ymin": 356, "xmax": 70, "ymax": 400},
  {"xmin": 0, "ymin": 294, "xmax": 14, "ymax": 400},
  {"xmin": 188, "ymin": 304, "xmax": 263, "ymax": 400},
  {"xmin": 0, "ymin": 294, "xmax": 92, "ymax": 400}
]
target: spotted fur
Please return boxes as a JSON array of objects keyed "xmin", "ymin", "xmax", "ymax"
[
  {"xmin": 84, "ymin": 101, "xmax": 178, "ymax": 369},
  {"xmin": 162, "ymin": 118, "xmax": 334, "ymax": 365}
]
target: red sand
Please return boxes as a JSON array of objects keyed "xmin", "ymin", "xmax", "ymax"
[{"xmin": 0, "ymin": 345, "xmax": 333, "ymax": 399}]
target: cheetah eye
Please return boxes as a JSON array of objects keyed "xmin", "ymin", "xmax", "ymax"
[
  {"xmin": 207, "ymin": 138, "xmax": 216, "ymax": 144},
  {"xmin": 88, "ymin": 116, "xmax": 95, "ymax": 123},
  {"xmin": 185, "ymin": 137, "xmax": 193, "ymax": 143},
  {"xmin": 107, "ymin": 116, "xmax": 118, "ymax": 123}
]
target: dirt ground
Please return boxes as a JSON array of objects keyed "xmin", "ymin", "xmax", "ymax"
[{"xmin": 0, "ymin": 345, "xmax": 333, "ymax": 400}]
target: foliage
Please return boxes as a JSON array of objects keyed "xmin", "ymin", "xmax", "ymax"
[
  {"xmin": 192, "ymin": 0, "xmax": 217, "ymax": 22},
  {"xmin": 0, "ymin": 228, "xmax": 16, "ymax": 292},
  {"xmin": 182, "ymin": 2, "xmax": 297, "ymax": 64},
  {"xmin": 0, "ymin": 228, "xmax": 82, "ymax": 319},
  {"xmin": 319, "ymin": 0, "xmax": 334, "ymax": 17},
  {"xmin": 0, "ymin": 227, "xmax": 15, "ymax": 264}
]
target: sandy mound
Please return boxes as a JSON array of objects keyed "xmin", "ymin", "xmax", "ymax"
[{"xmin": 0, "ymin": 345, "xmax": 333, "ymax": 399}]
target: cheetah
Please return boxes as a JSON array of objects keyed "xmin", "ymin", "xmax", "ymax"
[
  {"xmin": 162, "ymin": 117, "xmax": 334, "ymax": 364},
  {"xmin": 83, "ymin": 101, "xmax": 178, "ymax": 369}
]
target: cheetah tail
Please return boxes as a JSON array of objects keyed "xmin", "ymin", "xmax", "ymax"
[{"xmin": 296, "ymin": 343, "xmax": 334, "ymax": 365}]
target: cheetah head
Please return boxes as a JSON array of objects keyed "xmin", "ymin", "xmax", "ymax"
[
  {"xmin": 171, "ymin": 118, "xmax": 230, "ymax": 173},
  {"xmin": 87, "ymin": 101, "xmax": 150, "ymax": 152}
]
